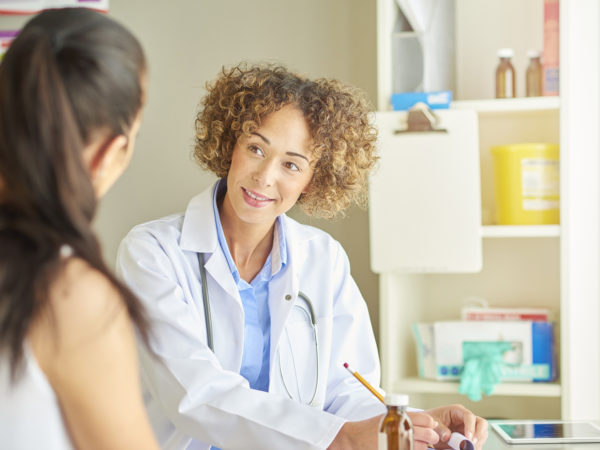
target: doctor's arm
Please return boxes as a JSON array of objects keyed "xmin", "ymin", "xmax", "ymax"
[
  {"xmin": 322, "ymin": 242, "xmax": 464, "ymax": 450},
  {"xmin": 117, "ymin": 229, "xmax": 348, "ymax": 450}
]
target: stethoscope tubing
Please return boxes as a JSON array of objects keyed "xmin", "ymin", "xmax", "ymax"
[{"xmin": 198, "ymin": 253, "xmax": 214, "ymax": 352}]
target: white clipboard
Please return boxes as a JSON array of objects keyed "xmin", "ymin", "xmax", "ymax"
[{"xmin": 369, "ymin": 109, "xmax": 482, "ymax": 273}]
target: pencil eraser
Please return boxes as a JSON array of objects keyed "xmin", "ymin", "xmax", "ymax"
[{"xmin": 448, "ymin": 432, "xmax": 474, "ymax": 450}]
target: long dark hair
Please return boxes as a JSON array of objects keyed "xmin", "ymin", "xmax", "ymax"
[{"xmin": 0, "ymin": 8, "xmax": 149, "ymax": 377}]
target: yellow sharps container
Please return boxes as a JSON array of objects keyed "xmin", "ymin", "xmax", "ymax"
[{"xmin": 491, "ymin": 143, "xmax": 559, "ymax": 225}]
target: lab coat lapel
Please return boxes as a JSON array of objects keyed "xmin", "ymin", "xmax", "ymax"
[
  {"xmin": 268, "ymin": 265, "xmax": 298, "ymax": 366},
  {"xmin": 180, "ymin": 181, "xmax": 244, "ymax": 366},
  {"xmin": 203, "ymin": 250, "xmax": 245, "ymax": 369},
  {"xmin": 268, "ymin": 216, "xmax": 302, "ymax": 366},
  {"xmin": 180, "ymin": 181, "xmax": 242, "ymax": 306}
]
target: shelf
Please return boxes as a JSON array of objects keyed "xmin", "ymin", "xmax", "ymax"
[
  {"xmin": 451, "ymin": 97, "xmax": 560, "ymax": 114},
  {"xmin": 481, "ymin": 225, "xmax": 560, "ymax": 238},
  {"xmin": 392, "ymin": 377, "xmax": 562, "ymax": 398},
  {"xmin": 392, "ymin": 31, "xmax": 419, "ymax": 38}
]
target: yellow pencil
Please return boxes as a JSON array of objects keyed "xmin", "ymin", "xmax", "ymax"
[{"xmin": 343, "ymin": 362, "xmax": 385, "ymax": 404}]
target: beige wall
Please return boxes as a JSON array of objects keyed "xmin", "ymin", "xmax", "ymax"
[{"xmin": 100, "ymin": 0, "xmax": 381, "ymax": 337}]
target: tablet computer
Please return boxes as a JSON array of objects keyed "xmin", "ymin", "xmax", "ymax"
[{"xmin": 492, "ymin": 420, "xmax": 600, "ymax": 444}]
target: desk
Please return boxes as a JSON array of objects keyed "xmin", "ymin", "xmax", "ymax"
[{"xmin": 485, "ymin": 424, "xmax": 600, "ymax": 449}]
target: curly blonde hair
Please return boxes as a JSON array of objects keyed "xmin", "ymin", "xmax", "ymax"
[{"xmin": 194, "ymin": 63, "xmax": 378, "ymax": 218}]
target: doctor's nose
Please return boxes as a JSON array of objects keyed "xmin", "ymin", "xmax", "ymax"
[{"xmin": 253, "ymin": 160, "xmax": 277, "ymax": 187}]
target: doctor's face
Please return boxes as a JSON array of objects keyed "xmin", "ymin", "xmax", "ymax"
[{"xmin": 224, "ymin": 105, "xmax": 314, "ymax": 229}]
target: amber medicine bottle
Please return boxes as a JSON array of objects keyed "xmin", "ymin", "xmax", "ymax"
[
  {"xmin": 495, "ymin": 48, "xmax": 516, "ymax": 98},
  {"xmin": 379, "ymin": 394, "xmax": 413, "ymax": 450},
  {"xmin": 526, "ymin": 50, "xmax": 543, "ymax": 97}
]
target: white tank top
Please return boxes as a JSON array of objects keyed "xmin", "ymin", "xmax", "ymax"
[
  {"xmin": 0, "ymin": 243, "xmax": 75, "ymax": 449},
  {"xmin": 0, "ymin": 344, "xmax": 74, "ymax": 448}
]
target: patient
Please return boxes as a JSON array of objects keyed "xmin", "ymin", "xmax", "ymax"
[{"xmin": 0, "ymin": 8, "xmax": 158, "ymax": 449}]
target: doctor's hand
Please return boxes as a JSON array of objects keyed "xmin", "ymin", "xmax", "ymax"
[
  {"xmin": 425, "ymin": 404, "xmax": 488, "ymax": 450},
  {"xmin": 328, "ymin": 412, "xmax": 441, "ymax": 450}
]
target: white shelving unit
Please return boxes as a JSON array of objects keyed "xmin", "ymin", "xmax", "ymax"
[
  {"xmin": 452, "ymin": 97, "xmax": 560, "ymax": 114},
  {"xmin": 391, "ymin": 378, "xmax": 561, "ymax": 398},
  {"xmin": 482, "ymin": 225, "xmax": 560, "ymax": 239},
  {"xmin": 374, "ymin": 0, "xmax": 600, "ymax": 420}
]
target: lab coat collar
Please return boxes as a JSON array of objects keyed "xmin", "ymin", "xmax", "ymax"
[
  {"xmin": 179, "ymin": 180, "xmax": 220, "ymax": 254},
  {"xmin": 179, "ymin": 181, "xmax": 243, "ymax": 305}
]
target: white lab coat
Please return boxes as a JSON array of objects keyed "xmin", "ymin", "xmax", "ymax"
[{"xmin": 116, "ymin": 181, "xmax": 386, "ymax": 450}]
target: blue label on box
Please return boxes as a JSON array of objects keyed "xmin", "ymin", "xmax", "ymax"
[
  {"xmin": 436, "ymin": 363, "xmax": 551, "ymax": 380},
  {"xmin": 531, "ymin": 322, "xmax": 555, "ymax": 381},
  {"xmin": 391, "ymin": 90, "xmax": 452, "ymax": 111},
  {"xmin": 500, "ymin": 364, "xmax": 550, "ymax": 380}
]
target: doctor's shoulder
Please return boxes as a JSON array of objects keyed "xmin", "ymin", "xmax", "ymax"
[
  {"xmin": 120, "ymin": 212, "xmax": 185, "ymax": 253},
  {"xmin": 116, "ymin": 211, "xmax": 193, "ymax": 286},
  {"xmin": 282, "ymin": 214, "xmax": 347, "ymax": 266}
]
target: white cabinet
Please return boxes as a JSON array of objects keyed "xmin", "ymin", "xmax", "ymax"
[{"xmin": 373, "ymin": 0, "xmax": 600, "ymax": 419}]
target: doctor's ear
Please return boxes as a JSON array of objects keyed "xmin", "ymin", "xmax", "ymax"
[{"xmin": 302, "ymin": 178, "xmax": 313, "ymax": 195}]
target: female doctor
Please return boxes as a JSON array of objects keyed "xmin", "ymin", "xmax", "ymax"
[{"xmin": 117, "ymin": 63, "xmax": 488, "ymax": 450}]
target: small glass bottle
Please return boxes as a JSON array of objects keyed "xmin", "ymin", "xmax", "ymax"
[
  {"xmin": 526, "ymin": 50, "xmax": 543, "ymax": 97},
  {"xmin": 379, "ymin": 394, "xmax": 413, "ymax": 450},
  {"xmin": 495, "ymin": 48, "xmax": 516, "ymax": 98}
]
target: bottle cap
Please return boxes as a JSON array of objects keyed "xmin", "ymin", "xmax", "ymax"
[
  {"xmin": 448, "ymin": 432, "xmax": 475, "ymax": 450},
  {"xmin": 497, "ymin": 48, "xmax": 514, "ymax": 58},
  {"xmin": 527, "ymin": 49, "xmax": 542, "ymax": 59},
  {"xmin": 385, "ymin": 393, "xmax": 409, "ymax": 406}
]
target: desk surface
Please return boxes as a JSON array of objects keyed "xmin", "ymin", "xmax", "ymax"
[{"xmin": 486, "ymin": 425, "xmax": 600, "ymax": 449}]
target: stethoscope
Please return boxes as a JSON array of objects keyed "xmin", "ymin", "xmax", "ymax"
[{"xmin": 198, "ymin": 253, "xmax": 320, "ymax": 406}]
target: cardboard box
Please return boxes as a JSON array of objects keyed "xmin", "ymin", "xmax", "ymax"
[
  {"xmin": 413, "ymin": 321, "xmax": 555, "ymax": 381},
  {"xmin": 461, "ymin": 306, "xmax": 550, "ymax": 322}
]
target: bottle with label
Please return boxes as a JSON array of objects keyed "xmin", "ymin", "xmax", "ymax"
[
  {"xmin": 379, "ymin": 394, "xmax": 413, "ymax": 450},
  {"xmin": 526, "ymin": 50, "xmax": 543, "ymax": 97},
  {"xmin": 495, "ymin": 48, "xmax": 516, "ymax": 98}
]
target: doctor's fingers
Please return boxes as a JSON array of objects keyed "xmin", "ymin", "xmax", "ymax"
[
  {"xmin": 412, "ymin": 426, "xmax": 440, "ymax": 448},
  {"xmin": 426, "ymin": 405, "xmax": 489, "ymax": 450},
  {"xmin": 409, "ymin": 412, "xmax": 440, "ymax": 447},
  {"xmin": 408, "ymin": 411, "xmax": 437, "ymax": 429},
  {"xmin": 471, "ymin": 416, "xmax": 489, "ymax": 450},
  {"xmin": 445, "ymin": 404, "xmax": 488, "ymax": 445},
  {"xmin": 426, "ymin": 404, "xmax": 473, "ymax": 435}
]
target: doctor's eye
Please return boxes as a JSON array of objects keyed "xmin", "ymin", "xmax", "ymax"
[
  {"xmin": 248, "ymin": 144, "xmax": 264, "ymax": 157},
  {"xmin": 284, "ymin": 161, "xmax": 300, "ymax": 172}
]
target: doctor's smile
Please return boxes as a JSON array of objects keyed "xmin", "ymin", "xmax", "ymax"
[{"xmin": 242, "ymin": 187, "xmax": 273, "ymax": 205}]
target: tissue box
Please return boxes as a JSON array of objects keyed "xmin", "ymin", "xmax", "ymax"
[{"xmin": 413, "ymin": 321, "xmax": 555, "ymax": 382}]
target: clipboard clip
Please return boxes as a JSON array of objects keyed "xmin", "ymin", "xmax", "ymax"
[{"xmin": 394, "ymin": 102, "xmax": 448, "ymax": 134}]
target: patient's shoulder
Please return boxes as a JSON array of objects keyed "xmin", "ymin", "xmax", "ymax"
[
  {"xmin": 51, "ymin": 256, "xmax": 123, "ymax": 321},
  {"xmin": 30, "ymin": 256, "xmax": 128, "ymax": 370}
]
